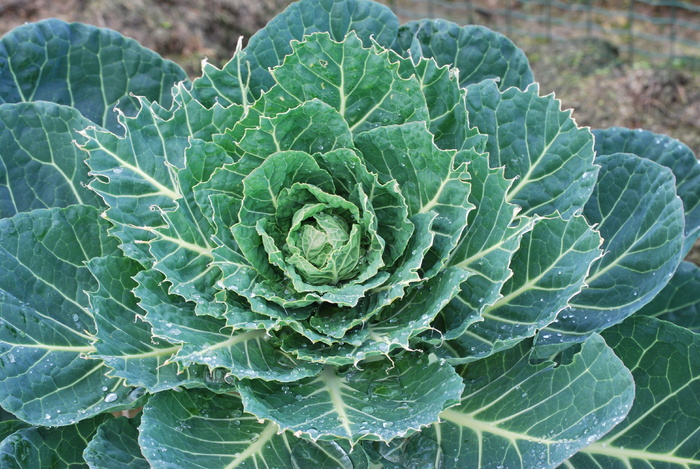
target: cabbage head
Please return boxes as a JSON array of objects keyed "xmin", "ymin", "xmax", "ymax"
[{"xmin": 0, "ymin": 1, "xmax": 699, "ymax": 468}]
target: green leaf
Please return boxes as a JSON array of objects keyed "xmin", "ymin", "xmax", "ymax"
[
  {"xmin": 446, "ymin": 215, "xmax": 601, "ymax": 362},
  {"xmin": 594, "ymin": 127, "xmax": 700, "ymax": 256},
  {"xmin": 389, "ymin": 47, "xmax": 477, "ymax": 152},
  {"xmin": 89, "ymin": 255, "xmax": 234, "ymax": 392},
  {"xmin": 83, "ymin": 416, "xmax": 149, "ymax": 469},
  {"xmin": 364, "ymin": 433, "xmax": 444, "ymax": 469},
  {"xmin": 466, "ymin": 80, "xmax": 597, "ymax": 219},
  {"xmin": 539, "ymin": 153, "xmax": 685, "ymax": 348},
  {"xmin": 0, "ymin": 19, "xmax": 187, "ymax": 133},
  {"xmin": 439, "ymin": 152, "xmax": 534, "ymax": 340},
  {"xmin": 316, "ymin": 148, "xmax": 413, "ymax": 269},
  {"xmin": 291, "ymin": 439, "xmax": 370, "ymax": 469},
  {"xmin": 0, "ymin": 102, "xmax": 103, "ymax": 218},
  {"xmin": 230, "ymin": 151, "xmax": 333, "ymax": 287},
  {"xmin": 569, "ymin": 316, "xmax": 700, "ymax": 468},
  {"xmin": 243, "ymin": 0, "xmax": 398, "ymax": 96},
  {"xmin": 432, "ymin": 334, "xmax": 634, "ymax": 468},
  {"xmin": 140, "ymin": 388, "xmax": 362, "ymax": 469},
  {"xmin": 261, "ymin": 31, "xmax": 430, "ymax": 136},
  {"xmin": 637, "ymin": 261, "xmax": 700, "ymax": 332},
  {"xmin": 283, "ymin": 266, "xmax": 469, "ymax": 366},
  {"xmin": 134, "ymin": 269, "xmax": 322, "ymax": 382},
  {"xmin": 237, "ymin": 353, "xmax": 464, "ymax": 442},
  {"xmin": 0, "ymin": 409, "xmax": 28, "ymax": 443},
  {"xmin": 0, "ymin": 206, "xmax": 139, "ymax": 425},
  {"xmin": 84, "ymin": 90, "xmax": 241, "ymax": 312},
  {"xmin": 392, "ymin": 19, "xmax": 534, "ymax": 91},
  {"xmin": 0, "ymin": 414, "xmax": 109, "ymax": 468},
  {"xmin": 82, "ymin": 84, "xmax": 243, "ymax": 263},
  {"xmin": 354, "ymin": 121, "xmax": 474, "ymax": 275},
  {"xmin": 191, "ymin": 39, "xmax": 254, "ymax": 108},
  {"xmin": 237, "ymin": 99, "xmax": 355, "ymax": 165}
]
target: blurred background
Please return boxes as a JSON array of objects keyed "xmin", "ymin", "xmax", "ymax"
[{"xmin": 1, "ymin": 0, "xmax": 699, "ymax": 260}]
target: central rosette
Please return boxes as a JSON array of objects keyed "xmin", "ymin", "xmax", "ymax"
[
  {"xmin": 221, "ymin": 145, "xmax": 417, "ymax": 313},
  {"xmin": 258, "ymin": 182, "xmax": 381, "ymax": 289}
]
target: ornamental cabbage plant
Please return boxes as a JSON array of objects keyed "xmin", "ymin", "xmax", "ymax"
[{"xmin": 0, "ymin": 1, "xmax": 699, "ymax": 467}]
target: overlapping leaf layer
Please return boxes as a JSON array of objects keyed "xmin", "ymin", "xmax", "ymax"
[{"xmin": 0, "ymin": 0, "xmax": 698, "ymax": 467}]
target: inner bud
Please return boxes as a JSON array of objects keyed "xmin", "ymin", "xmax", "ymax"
[{"xmin": 287, "ymin": 206, "xmax": 361, "ymax": 285}]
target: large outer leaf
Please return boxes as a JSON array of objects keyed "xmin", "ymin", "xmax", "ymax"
[
  {"xmin": 444, "ymin": 215, "xmax": 601, "ymax": 362},
  {"xmin": 593, "ymin": 127, "xmax": 700, "ymax": 255},
  {"xmin": 0, "ymin": 19, "xmax": 187, "ymax": 133},
  {"xmin": 237, "ymin": 353, "xmax": 464, "ymax": 442},
  {"xmin": 392, "ymin": 19, "xmax": 534, "ymax": 91},
  {"xmin": 83, "ymin": 416, "xmax": 149, "ymax": 469},
  {"xmin": 139, "ymin": 389, "xmax": 369, "ymax": 469},
  {"xmin": 465, "ymin": 80, "xmax": 597, "ymax": 219},
  {"xmin": 568, "ymin": 316, "xmax": 700, "ymax": 468},
  {"xmin": 88, "ymin": 255, "xmax": 237, "ymax": 392},
  {"xmin": 243, "ymin": 0, "xmax": 398, "ymax": 97},
  {"xmin": 637, "ymin": 261, "xmax": 700, "ymax": 332},
  {"xmin": 428, "ymin": 335, "xmax": 633, "ymax": 469},
  {"xmin": 538, "ymin": 153, "xmax": 685, "ymax": 349},
  {"xmin": 0, "ymin": 414, "xmax": 109, "ymax": 468},
  {"xmin": 0, "ymin": 206, "xmax": 139, "ymax": 425},
  {"xmin": 0, "ymin": 409, "xmax": 28, "ymax": 443},
  {"xmin": 0, "ymin": 102, "xmax": 102, "ymax": 218}
]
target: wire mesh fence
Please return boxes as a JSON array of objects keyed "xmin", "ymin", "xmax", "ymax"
[{"xmin": 381, "ymin": 0, "xmax": 700, "ymax": 65}]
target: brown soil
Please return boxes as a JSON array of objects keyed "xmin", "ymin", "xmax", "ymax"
[
  {"xmin": 524, "ymin": 39, "xmax": 700, "ymax": 158},
  {"xmin": 0, "ymin": 0, "xmax": 292, "ymax": 75}
]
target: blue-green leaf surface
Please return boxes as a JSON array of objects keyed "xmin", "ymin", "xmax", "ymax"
[
  {"xmin": 466, "ymin": 80, "xmax": 597, "ymax": 219},
  {"xmin": 593, "ymin": 127, "xmax": 700, "ymax": 255},
  {"xmin": 0, "ymin": 19, "xmax": 187, "ymax": 132},
  {"xmin": 445, "ymin": 215, "xmax": 601, "ymax": 362},
  {"xmin": 431, "ymin": 335, "xmax": 633, "ymax": 468},
  {"xmin": 238, "ymin": 353, "xmax": 464, "ymax": 442},
  {"xmin": 83, "ymin": 416, "xmax": 149, "ymax": 469},
  {"xmin": 568, "ymin": 316, "xmax": 700, "ymax": 468},
  {"xmin": 0, "ymin": 102, "xmax": 102, "ymax": 218},
  {"xmin": 354, "ymin": 121, "xmax": 474, "ymax": 274},
  {"xmin": 436, "ymin": 153, "xmax": 533, "ymax": 341},
  {"xmin": 88, "ymin": 255, "xmax": 236, "ymax": 392},
  {"xmin": 0, "ymin": 414, "xmax": 109, "ymax": 468},
  {"xmin": 83, "ymin": 86, "xmax": 241, "ymax": 313},
  {"xmin": 134, "ymin": 268, "xmax": 322, "ymax": 382},
  {"xmin": 0, "ymin": 206, "xmax": 138, "ymax": 425},
  {"xmin": 243, "ymin": 0, "xmax": 398, "ymax": 96},
  {"xmin": 262, "ymin": 31, "xmax": 429, "ymax": 136},
  {"xmin": 0, "ymin": 409, "xmax": 28, "ymax": 443},
  {"xmin": 539, "ymin": 153, "xmax": 685, "ymax": 348},
  {"xmin": 637, "ymin": 261, "xmax": 700, "ymax": 332},
  {"xmin": 140, "ymin": 389, "xmax": 369, "ymax": 469},
  {"xmin": 392, "ymin": 19, "xmax": 534, "ymax": 91}
]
